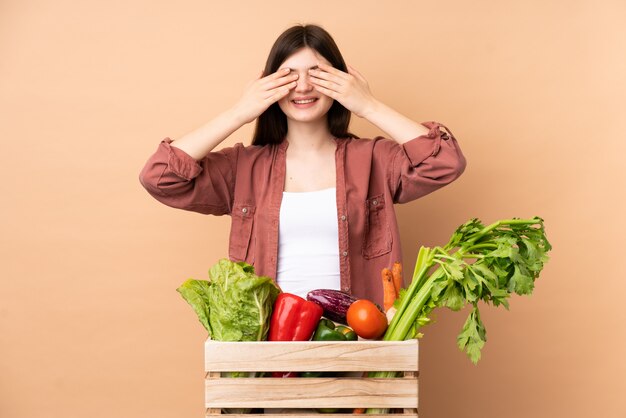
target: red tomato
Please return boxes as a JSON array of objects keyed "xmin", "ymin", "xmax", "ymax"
[{"xmin": 346, "ymin": 299, "xmax": 388, "ymax": 340}]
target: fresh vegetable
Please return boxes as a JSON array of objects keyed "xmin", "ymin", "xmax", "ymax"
[
  {"xmin": 306, "ymin": 289, "xmax": 358, "ymax": 324},
  {"xmin": 268, "ymin": 293, "xmax": 323, "ymax": 378},
  {"xmin": 313, "ymin": 318, "xmax": 347, "ymax": 341},
  {"xmin": 176, "ymin": 259, "xmax": 280, "ymax": 342},
  {"xmin": 346, "ymin": 299, "xmax": 388, "ymax": 340},
  {"xmin": 365, "ymin": 217, "xmax": 551, "ymax": 414},
  {"xmin": 384, "ymin": 217, "xmax": 551, "ymax": 362},
  {"xmin": 269, "ymin": 293, "xmax": 323, "ymax": 341},
  {"xmin": 335, "ymin": 325, "xmax": 358, "ymax": 341},
  {"xmin": 312, "ymin": 319, "xmax": 358, "ymax": 341},
  {"xmin": 391, "ymin": 261, "xmax": 403, "ymax": 296},
  {"xmin": 382, "ymin": 262, "xmax": 403, "ymax": 319},
  {"xmin": 381, "ymin": 267, "xmax": 396, "ymax": 312}
]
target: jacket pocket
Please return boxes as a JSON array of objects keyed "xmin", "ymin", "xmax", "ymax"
[
  {"xmin": 228, "ymin": 203, "xmax": 255, "ymax": 263},
  {"xmin": 362, "ymin": 194, "xmax": 392, "ymax": 259}
]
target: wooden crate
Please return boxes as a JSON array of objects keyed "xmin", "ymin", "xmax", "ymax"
[{"xmin": 205, "ymin": 339, "xmax": 419, "ymax": 417}]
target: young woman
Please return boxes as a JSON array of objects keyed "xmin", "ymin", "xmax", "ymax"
[{"xmin": 139, "ymin": 24, "xmax": 466, "ymax": 305}]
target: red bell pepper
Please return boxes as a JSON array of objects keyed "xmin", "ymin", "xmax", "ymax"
[
  {"xmin": 268, "ymin": 293, "xmax": 323, "ymax": 377},
  {"xmin": 269, "ymin": 293, "xmax": 324, "ymax": 341}
]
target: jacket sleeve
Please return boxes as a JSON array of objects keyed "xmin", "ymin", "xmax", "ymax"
[
  {"xmin": 138, "ymin": 138, "xmax": 238, "ymax": 215},
  {"xmin": 386, "ymin": 121, "xmax": 467, "ymax": 204}
]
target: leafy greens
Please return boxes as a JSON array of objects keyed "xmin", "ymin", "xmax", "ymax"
[
  {"xmin": 386, "ymin": 216, "xmax": 552, "ymax": 363},
  {"xmin": 176, "ymin": 259, "xmax": 280, "ymax": 342},
  {"xmin": 366, "ymin": 217, "xmax": 551, "ymax": 414}
]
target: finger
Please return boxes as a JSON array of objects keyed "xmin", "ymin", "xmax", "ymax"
[
  {"xmin": 263, "ymin": 72, "xmax": 299, "ymax": 90},
  {"xmin": 262, "ymin": 67, "xmax": 293, "ymax": 82},
  {"xmin": 308, "ymin": 67, "xmax": 343, "ymax": 86},
  {"xmin": 274, "ymin": 67, "xmax": 293, "ymax": 77},
  {"xmin": 266, "ymin": 84, "xmax": 293, "ymax": 103},
  {"xmin": 311, "ymin": 83, "xmax": 337, "ymax": 99},
  {"xmin": 264, "ymin": 80, "xmax": 297, "ymax": 100},
  {"xmin": 309, "ymin": 76, "xmax": 342, "ymax": 92},
  {"xmin": 316, "ymin": 62, "xmax": 349, "ymax": 79}
]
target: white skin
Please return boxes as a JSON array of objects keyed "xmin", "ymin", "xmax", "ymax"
[{"xmin": 170, "ymin": 46, "xmax": 429, "ymax": 191}]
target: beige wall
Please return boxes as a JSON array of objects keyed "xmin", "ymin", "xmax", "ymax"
[{"xmin": 1, "ymin": 1, "xmax": 625, "ymax": 417}]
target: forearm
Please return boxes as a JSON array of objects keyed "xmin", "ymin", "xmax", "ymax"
[
  {"xmin": 170, "ymin": 107, "xmax": 246, "ymax": 160},
  {"xmin": 361, "ymin": 99, "xmax": 430, "ymax": 144}
]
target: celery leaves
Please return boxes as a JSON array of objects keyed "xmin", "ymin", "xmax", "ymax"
[{"xmin": 382, "ymin": 217, "xmax": 551, "ymax": 364}]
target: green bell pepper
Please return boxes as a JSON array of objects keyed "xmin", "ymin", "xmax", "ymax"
[
  {"xmin": 335, "ymin": 325, "xmax": 358, "ymax": 341},
  {"xmin": 313, "ymin": 318, "xmax": 348, "ymax": 341}
]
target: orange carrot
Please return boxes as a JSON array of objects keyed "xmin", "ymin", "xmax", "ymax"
[
  {"xmin": 392, "ymin": 261, "xmax": 403, "ymax": 296},
  {"xmin": 382, "ymin": 267, "xmax": 396, "ymax": 312}
]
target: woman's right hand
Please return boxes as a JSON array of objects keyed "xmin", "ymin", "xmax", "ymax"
[{"xmin": 232, "ymin": 68, "xmax": 299, "ymax": 124}]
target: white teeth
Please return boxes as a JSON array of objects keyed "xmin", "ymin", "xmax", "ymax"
[{"xmin": 293, "ymin": 99, "xmax": 316, "ymax": 104}]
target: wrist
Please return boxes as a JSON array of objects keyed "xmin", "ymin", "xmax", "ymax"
[
  {"xmin": 360, "ymin": 98, "xmax": 382, "ymax": 120},
  {"xmin": 226, "ymin": 104, "xmax": 248, "ymax": 127}
]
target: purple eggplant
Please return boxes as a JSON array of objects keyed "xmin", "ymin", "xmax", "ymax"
[{"xmin": 306, "ymin": 289, "xmax": 358, "ymax": 324}]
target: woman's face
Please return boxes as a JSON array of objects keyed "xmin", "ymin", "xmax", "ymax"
[{"xmin": 277, "ymin": 47, "xmax": 335, "ymax": 124}]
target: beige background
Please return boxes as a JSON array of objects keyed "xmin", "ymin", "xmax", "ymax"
[{"xmin": 1, "ymin": 0, "xmax": 625, "ymax": 417}]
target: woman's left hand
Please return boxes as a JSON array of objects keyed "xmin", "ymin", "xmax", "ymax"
[{"xmin": 308, "ymin": 63, "xmax": 378, "ymax": 118}]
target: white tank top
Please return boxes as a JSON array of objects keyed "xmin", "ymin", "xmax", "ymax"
[{"xmin": 276, "ymin": 187, "xmax": 341, "ymax": 298}]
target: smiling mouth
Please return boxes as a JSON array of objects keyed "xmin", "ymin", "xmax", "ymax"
[{"xmin": 292, "ymin": 98, "xmax": 318, "ymax": 104}]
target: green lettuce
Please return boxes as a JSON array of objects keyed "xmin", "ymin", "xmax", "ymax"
[{"xmin": 176, "ymin": 259, "xmax": 280, "ymax": 342}]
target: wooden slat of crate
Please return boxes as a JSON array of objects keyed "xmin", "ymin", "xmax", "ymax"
[
  {"xmin": 204, "ymin": 340, "xmax": 418, "ymax": 372},
  {"xmin": 205, "ymin": 376, "xmax": 418, "ymax": 409},
  {"xmin": 205, "ymin": 372, "xmax": 221, "ymax": 415}
]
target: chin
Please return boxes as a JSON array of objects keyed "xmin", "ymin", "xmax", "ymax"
[{"xmin": 289, "ymin": 113, "xmax": 326, "ymax": 123}]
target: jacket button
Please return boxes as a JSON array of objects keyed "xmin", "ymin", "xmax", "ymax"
[
  {"xmin": 242, "ymin": 207, "xmax": 248, "ymax": 213},
  {"xmin": 341, "ymin": 215, "xmax": 346, "ymax": 221},
  {"xmin": 372, "ymin": 200, "xmax": 378, "ymax": 206},
  {"xmin": 342, "ymin": 251, "xmax": 348, "ymax": 257}
]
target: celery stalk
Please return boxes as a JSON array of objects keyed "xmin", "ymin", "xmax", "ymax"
[{"xmin": 365, "ymin": 217, "xmax": 551, "ymax": 414}]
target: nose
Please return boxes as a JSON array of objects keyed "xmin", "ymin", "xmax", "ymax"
[{"xmin": 294, "ymin": 71, "xmax": 313, "ymax": 93}]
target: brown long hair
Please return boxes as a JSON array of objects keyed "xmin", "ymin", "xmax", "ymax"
[{"xmin": 251, "ymin": 24, "xmax": 358, "ymax": 146}]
